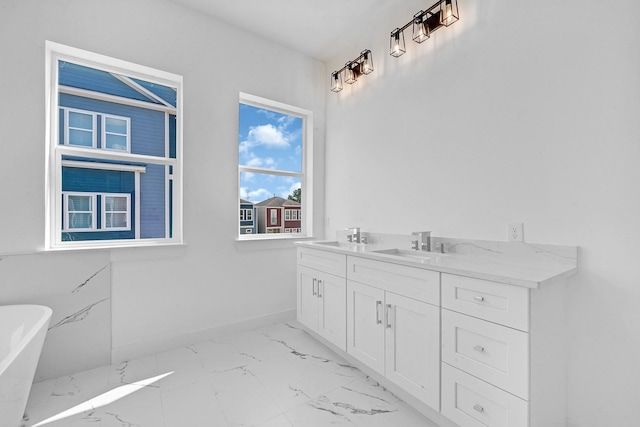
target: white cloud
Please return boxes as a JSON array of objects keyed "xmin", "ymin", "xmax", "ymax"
[
  {"xmin": 240, "ymin": 187, "xmax": 273, "ymax": 203},
  {"xmin": 248, "ymin": 124, "xmax": 289, "ymax": 148},
  {"xmin": 246, "ymin": 155, "xmax": 275, "ymax": 168}
]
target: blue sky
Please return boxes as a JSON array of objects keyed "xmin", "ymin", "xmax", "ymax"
[{"xmin": 238, "ymin": 104, "xmax": 302, "ymax": 203}]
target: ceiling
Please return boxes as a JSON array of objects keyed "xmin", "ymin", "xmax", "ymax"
[{"xmin": 169, "ymin": 0, "xmax": 419, "ymax": 62}]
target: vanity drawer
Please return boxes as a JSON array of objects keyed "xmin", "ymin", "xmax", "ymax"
[
  {"xmin": 347, "ymin": 256, "xmax": 439, "ymax": 305},
  {"xmin": 442, "ymin": 309, "xmax": 529, "ymax": 399},
  {"xmin": 297, "ymin": 247, "xmax": 347, "ymax": 278},
  {"xmin": 442, "ymin": 363, "xmax": 528, "ymax": 427},
  {"xmin": 442, "ymin": 273, "xmax": 529, "ymax": 331}
]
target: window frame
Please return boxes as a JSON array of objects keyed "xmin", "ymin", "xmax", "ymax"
[
  {"xmin": 64, "ymin": 108, "xmax": 97, "ymax": 148},
  {"xmin": 63, "ymin": 192, "xmax": 97, "ymax": 231},
  {"xmin": 102, "ymin": 193, "xmax": 131, "ymax": 231},
  {"xmin": 101, "ymin": 114, "xmax": 131, "ymax": 152},
  {"xmin": 45, "ymin": 41, "xmax": 183, "ymax": 250},
  {"xmin": 237, "ymin": 92, "xmax": 313, "ymax": 241}
]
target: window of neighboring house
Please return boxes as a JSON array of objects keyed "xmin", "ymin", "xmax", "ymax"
[
  {"xmin": 285, "ymin": 210, "xmax": 291, "ymax": 221},
  {"xmin": 240, "ymin": 209, "xmax": 253, "ymax": 221},
  {"xmin": 103, "ymin": 194, "xmax": 131, "ymax": 230},
  {"xmin": 64, "ymin": 193, "xmax": 96, "ymax": 230},
  {"xmin": 238, "ymin": 93, "xmax": 313, "ymax": 239},
  {"xmin": 103, "ymin": 115, "xmax": 130, "ymax": 152},
  {"xmin": 46, "ymin": 41, "xmax": 183, "ymax": 249},
  {"xmin": 66, "ymin": 109, "xmax": 97, "ymax": 148}
]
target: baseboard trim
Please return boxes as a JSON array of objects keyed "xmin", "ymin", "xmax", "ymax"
[{"xmin": 111, "ymin": 309, "xmax": 296, "ymax": 364}]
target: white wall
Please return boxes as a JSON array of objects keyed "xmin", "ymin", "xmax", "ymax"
[
  {"xmin": 324, "ymin": 1, "xmax": 640, "ymax": 426},
  {"xmin": 0, "ymin": 0, "xmax": 325, "ymax": 370}
]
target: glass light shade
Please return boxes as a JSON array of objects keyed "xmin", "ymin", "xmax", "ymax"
[
  {"xmin": 412, "ymin": 12, "xmax": 430, "ymax": 43},
  {"xmin": 390, "ymin": 29, "xmax": 406, "ymax": 57},
  {"xmin": 330, "ymin": 71, "xmax": 343, "ymax": 92},
  {"xmin": 361, "ymin": 50, "xmax": 374, "ymax": 75},
  {"xmin": 344, "ymin": 62, "xmax": 357, "ymax": 84},
  {"xmin": 440, "ymin": 0, "xmax": 459, "ymax": 26}
]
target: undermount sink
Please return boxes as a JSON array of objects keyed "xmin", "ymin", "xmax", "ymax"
[
  {"xmin": 373, "ymin": 248, "xmax": 448, "ymax": 261},
  {"xmin": 314, "ymin": 240, "xmax": 361, "ymax": 248}
]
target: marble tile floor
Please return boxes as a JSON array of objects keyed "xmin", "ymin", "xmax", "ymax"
[{"xmin": 22, "ymin": 322, "xmax": 438, "ymax": 427}]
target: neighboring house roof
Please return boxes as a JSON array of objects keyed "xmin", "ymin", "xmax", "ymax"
[
  {"xmin": 255, "ymin": 196, "xmax": 287, "ymax": 207},
  {"xmin": 283, "ymin": 199, "xmax": 301, "ymax": 207},
  {"xmin": 255, "ymin": 196, "xmax": 301, "ymax": 207},
  {"xmin": 240, "ymin": 199, "xmax": 253, "ymax": 205},
  {"xmin": 59, "ymin": 61, "xmax": 177, "ymax": 107}
]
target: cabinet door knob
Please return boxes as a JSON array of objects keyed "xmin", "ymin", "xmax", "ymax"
[
  {"xmin": 473, "ymin": 345, "xmax": 485, "ymax": 352},
  {"xmin": 376, "ymin": 301, "xmax": 382, "ymax": 324},
  {"xmin": 474, "ymin": 295, "xmax": 485, "ymax": 302},
  {"xmin": 473, "ymin": 404, "xmax": 484, "ymax": 413}
]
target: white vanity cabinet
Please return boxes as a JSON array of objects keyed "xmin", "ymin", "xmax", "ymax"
[
  {"xmin": 440, "ymin": 273, "xmax": 566, "ymax": 427},
  {"xmin": 346, "ymin": 256, "xmax": 441, "ymax": 410},
  {"xmin": 295, "ymin": 240, "xmax": 574, "ymax": 427},
  {"xmin": 296, "ymin": 247, "xmax": 347, "ymax": 351}
]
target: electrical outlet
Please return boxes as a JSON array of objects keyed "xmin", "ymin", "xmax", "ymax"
[{"xmin": 508, "ymin": 223, "xmax": 524, "ymax": 242}]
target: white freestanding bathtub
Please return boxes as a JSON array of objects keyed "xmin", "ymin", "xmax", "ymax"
[{"xmin": 0, "ymin": 305, "xmax": 52, "ymax": 427}]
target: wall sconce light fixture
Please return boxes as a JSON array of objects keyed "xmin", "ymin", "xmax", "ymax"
[
  {"xmin": 390, "ymin": 0, "xmax": 459, "ymax": 57},
  {"xmin": 330, "ymin": 49, "xmax": 374, "ymax": 93}
]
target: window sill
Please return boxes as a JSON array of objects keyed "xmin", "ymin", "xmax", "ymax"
[
  {"xmin": 235, "ymin": 234, "xmax": 315, "ymax": 251},
  {"xmin": 41, "ymin": 241, "xmax": 188, "ymax": 262}
]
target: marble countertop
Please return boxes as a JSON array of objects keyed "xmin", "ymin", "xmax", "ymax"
[{"xmin": 295, "ymin": 237, "xmax": 578, "ymax": 289}]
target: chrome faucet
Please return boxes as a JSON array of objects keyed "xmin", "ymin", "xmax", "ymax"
[
  {"xmin": 411, "ymin": 231, "xmax": 431, "ymax": 251},
  {"xmin": 345, "ymin": 227, "xmax": 361, "ymax": 243}
]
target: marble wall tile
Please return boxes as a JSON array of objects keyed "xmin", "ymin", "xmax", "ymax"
[{"xmin": 0, "ymin": 251, "xmax": 111, "ymax": 381}]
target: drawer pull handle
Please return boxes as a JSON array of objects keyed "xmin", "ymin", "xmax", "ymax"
[
  {"xmin": 312, "ymin": 278, "xmax": 317, "ymax": 296},
  {"xmin": 317, "ymin": 280, "xmax": 323, "ymax": 298},
  {"xmin": 376, "ymin": 301, "xmax": 382, "ymax": 324},
  {"xmin": 474, "ymin": 295, "xmax": 485, "ymax": 302},
  {"xmin": 474, "ymin": 345, "xmax": 485, "ymax": 352},
  {"xmin": 386, "ymin": 304, "xmax": 392, "ymax": 329},
  {"xmin": 473, "ymin": 404, "xmax": 484, "ymax": 413}
]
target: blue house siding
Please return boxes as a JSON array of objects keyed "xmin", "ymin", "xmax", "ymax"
[
  {"xmin": 61, "ymin": 166, "xmax": 135, "ymax": 241},
  {"xmin": 131, "ymin": 77, "xmax": 177, "ymax": 107},
  {"xmin": 59, "ymin": 94, "xmax": 166, "ymax": 157},
  {"xmin": 59, "ymin": 62, "xmax": 163, "ymax": 105},
  {"xmin": 140, "ymin": 164, "xmax": 167, "ymax": 239}
]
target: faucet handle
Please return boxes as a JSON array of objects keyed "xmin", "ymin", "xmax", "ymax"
[{"xmin": 411, "ymin": 231, "xmax": 431, "ymax": 251}]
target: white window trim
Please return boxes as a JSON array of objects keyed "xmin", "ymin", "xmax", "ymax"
[
  {"xmin": 102, "ymin": 193, "xmax": 131, "ymax": 231},
  {"xmin": 64, "ymin": 108, "xmax": 97, "ymax": 148},
  {"xmin": 63, "ymin": 192, "xmax": 97, "ymax": 231},
  {"xmin": 45, "ymin": 41, "xmax": 183, "ymax": 250},
  {"xmin": 237, "ymin": 92, "xmax": 313, "ymax": 241},
  {"xmin": 102, "ymin": 114, "xmax": 131, "ymax": 152}
]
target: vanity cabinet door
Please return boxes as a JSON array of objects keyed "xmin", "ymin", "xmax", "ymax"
[
  {"xmin": 297, "ymin": 265, "xmax": 320, "ymax": 332},
  {"xmin": 385, "ymin": 292, "xmax": 440, "ymax": 410},
  {"xmin": 317, "ymin": 271, "xmax": 347, "ymax": 351},
  {"xmin": 347, "ymin": 280, "xmax": 386, "ymax": 375}
]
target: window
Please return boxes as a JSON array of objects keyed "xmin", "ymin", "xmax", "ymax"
[
  {"xmin": 65, "ymin": 109, "xmax": 96, "ymax": 148},
  {"xmin": 103, "ymin": 194, "xmax": 130, "ymax": 230},
  {"xmin": 240, "ymin": 209, "xmax": 253, "ymax": 221},
  {"xmin": 238, "ymin": 93, "xmax": 313, "ymax": 239},
  {"xmin": 102, "ymin": 115, "xmax": 130, "ymax": 151},
  {"xmin": 64, "ymin": 193, "xmax": 96, "ymax": 230},
  {"xmin": 46, "ymin": 41, "xmax": 183, "ymax": 249}
]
